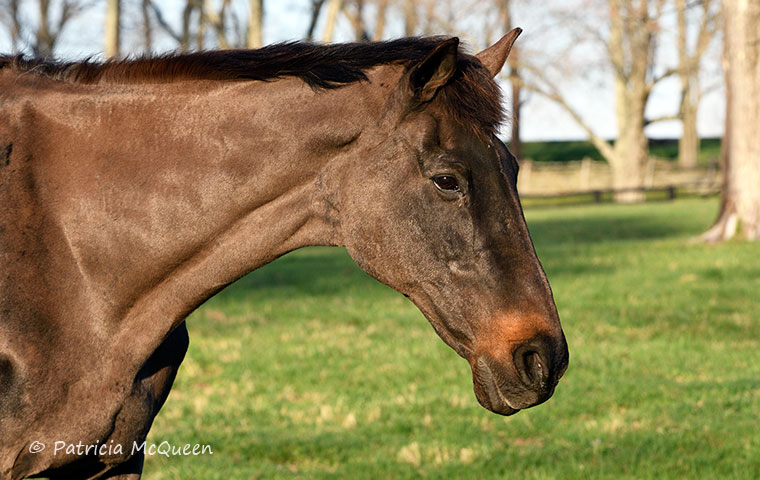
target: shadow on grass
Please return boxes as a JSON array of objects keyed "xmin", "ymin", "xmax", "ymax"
[
  {"xmin": 215, "ymin": 201, "xmax": 717, "ymax": 302},
  {"xmin": 217, "ymin": 247, "xmax": 379, "ymax": 300}
]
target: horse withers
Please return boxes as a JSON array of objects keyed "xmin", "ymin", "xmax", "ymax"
[{"xmin": 0, "ymin": 29, "xmax": 567, "ymax": 479}]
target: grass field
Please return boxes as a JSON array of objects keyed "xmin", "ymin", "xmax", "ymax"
[{"xmin": 142, "ymin": 197, "xmax": 759, "ymax": 479}]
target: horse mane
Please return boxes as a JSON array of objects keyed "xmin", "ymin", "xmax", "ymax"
[{"xmin": 0, "ymin": 38, "xmax": 504, "ymax": 137}]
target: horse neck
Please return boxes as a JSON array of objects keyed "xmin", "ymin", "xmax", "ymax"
[{"xmin": 44, "ymin": 75, "xmax": 390, "ymax": 334}]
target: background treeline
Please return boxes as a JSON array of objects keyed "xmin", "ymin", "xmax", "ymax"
[{"xmin": 1, "ymin": 0, "xmax": 757, "ymax": 238}]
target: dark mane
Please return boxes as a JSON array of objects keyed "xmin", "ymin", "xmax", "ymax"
[{"xmin": 0, "ymin": 38, "xmax": 504, "ymax": 137}]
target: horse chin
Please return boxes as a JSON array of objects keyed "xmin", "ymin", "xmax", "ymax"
[
  {"xmin": 471, "ymin": 368, "xmax": 521, "ymax": 416},
  {"xmin": 473, "ymin": 386, "xmax": 520, "ymax": 416}
]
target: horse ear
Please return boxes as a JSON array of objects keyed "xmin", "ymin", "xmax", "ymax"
[
  {"xmin": 476, "ymin": 28, "xmax": 522, "ymax": 77},
  {"xmin": 406, "ymin": 37, "xmax": 459, "ymax": 104}
]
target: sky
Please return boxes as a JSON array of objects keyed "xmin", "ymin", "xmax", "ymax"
[{"xmin": 0, "ymin": 0, "xmax": 725, "ymax": 143}]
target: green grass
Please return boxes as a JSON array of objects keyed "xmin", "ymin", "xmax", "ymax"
[
  {"xmin": 143, "ymin": 197, "xmax": 759, "ymax": 479},
  {"xmin": 519, "ymin": 138, "xmax": 722, "ymax": 165}
]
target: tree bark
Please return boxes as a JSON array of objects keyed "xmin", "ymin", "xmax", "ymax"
[
  {"xmin": 678, "ymin": 97, "xmax": 699, "ymax": 169},
  {"xmin": 322, "ymin": 0, "xmax": 342, "ymax": 42},
  {"xmin": 306, "ymin": 0, "xmax": 325, "ymax": 41},
  {"xmin": 611, "ymin": 88, "xmax": 648, "ymax": 202},
  {"xmin": 141, "ymin": 0, "xmax": 153, "ymax": 53},
  {"xmin": 36, "ymin": 0, "xmax": 54, "ymax": 56},
  {"xmin": 500, "ymin": 0, "xmax": 522, "ymax": 159},
  {"xmin": 180, "ymin": 1, "xmax": 194, "ymax": 51},
  {"xmin": 105, "ymin": 0, "xmax": 121, "ymax": 58},
  {"xmin": 520, "ymin": 0, "xmax": 667, "ymax": 203},
  {"xmin": 247, "ymin": 0, "xmax": 263, "ymax": 48},
  {"xmin": 608, "ymin": 0, "xmax": 652, "ymax": 202},
  {"xmin": 704, "ymin": 0, "xmax": 760, "ymax": 241},
  {"xmin": 0, "ymin": 0, "xmax": 23, "ymax": 51},
  {"xmin": 341, "ymin": 0, "xmax": 368, "ymax": 41},
  {"xmin": 675, "ymin": 0, "xmax": 717, "ymax": 169},
  {"xmin": 676, "ymin": 0, "xmax": 697, "ymax": 168},
  {"xmin": 403, "ymin": 0, "xmax": 417, "ymax": 36},
  {"xmin": 372, "ymin": 0, "xmax": 388, "ymax": 40},
  {"xmin": 32, "ymin": 0, "xmax": 84, "ymax": 56},
  {"xmin": 204, "ymin": 0, "xmax": 231, "ymax": 49}
]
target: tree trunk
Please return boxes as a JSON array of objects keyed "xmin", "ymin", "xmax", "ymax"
[
  {"xmin": 180, "ymin": 1, "xmax": 194, "ymax": 51},
  {"xmin": 105, "ymin": 0, "xmax": 121, "ymax": 58},
  {"xmin": 141, "ymin": 0, "xmax": 153, "ymax": 53},
  {"xmin": 36, "ymin": 0, "xmax": 54, "ymax": 56},
  {"xmin": 612, "ymin": 97, "xmax": 648, "ymax": 203},
  {"xmin": 197, "ymin": 1, "xmax": 205, "ymax": 49},
  {"xmin": 322, "ymin": 0, "xmax": 342, "ymax": 42},
  {"xmin": 3, "ymin": 0, "xmax": 23, "ymax": 51},
  {"xmin": 678, "ymin": 96, "xmax": 699, "ymax": 168},
  {"xmin": 247, "ymin": 0, "xmax": 263, "ymax": 48},
  {"xmin": 306, "ymin": 0, "xmax": 325, "ymax": 41},
  {"xmin": 500, "ymin": 0, "xmax": 522, "ymax": 159},
  {"xmin": 510, "ymin": 65, "xmax": 522, "ymax": 159},
  {"xmin": 609, "ymin": 0, "xmax": 651, "ymax": 203},
  {"xmin": 204, "ymin": 0, "xmax": 230, "ymax": 49},
  {"xmin": 372, "ymin": 0, "xmax": 388, "ymax": 40},
  {"xmin": 675, "ymin": 0, "xmax": 713, "ymax": 170},
  {"xmin": 705, "ymin": 0, "xmax": 760, "ymax": 241},
  {"xmin": 403, "ymin": 0, "xmax": 417, "ymax": 36},
  {"xmin": 701, "ymin": 69, "xmax": 736, "ymax": 242}
]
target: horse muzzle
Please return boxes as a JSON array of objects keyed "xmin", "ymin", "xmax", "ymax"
[{"xmin": 471, "ymin": 334, "xmax": 568, "ymax": 415}]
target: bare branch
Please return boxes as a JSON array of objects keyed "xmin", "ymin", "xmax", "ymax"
[
  {"xmin": 516, "ymin": 66, "xmax": 616, "ymax": 163},
  {"xmin": 204, "ymin": 0, "xmax": 231, "ymax": 49},
  {"xmin": 644, "ymin": 114, "xmax": 680, "ymax": 126},
  {"xmin": 147, "ymin": 0, "xmax": 183, "ymax": 44},
  {"xmin": 305, "ymin": 0, "xmax": 325, "ymax": 41}
]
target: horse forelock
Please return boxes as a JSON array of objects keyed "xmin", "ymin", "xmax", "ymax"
[{"xmin": 0, "ymin": 39, "xmax": 504, "ymax": 138}]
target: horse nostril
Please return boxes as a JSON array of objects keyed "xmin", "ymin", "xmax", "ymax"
[
  {"xmin": 513, "ymin": 342, "xmax": 550, "ymax": 389},
  {"xmin": 523, "ymin": 351, "xmax": 543, "ymax": 385}
]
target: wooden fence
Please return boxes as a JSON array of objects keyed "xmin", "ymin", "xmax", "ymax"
[{"xmin": 517, "ymin": 157, "xmax": 721, "ymax": 204}]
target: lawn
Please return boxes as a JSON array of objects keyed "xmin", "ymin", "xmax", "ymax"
[{"xmin": 143, "ymin": 197, "xmax": 759, "ymax": 479}]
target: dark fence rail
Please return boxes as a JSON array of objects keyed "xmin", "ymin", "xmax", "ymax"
[{"xmin": 521, "ymin": 182, "xmax": 721, "ymax": 207}]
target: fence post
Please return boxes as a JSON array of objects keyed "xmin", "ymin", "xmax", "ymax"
[
  {"xmin": 645, "ymin": 157, "xmax": 656, "ymax": 187},
  {"xmin": 580, "ymin": 157, "xmax": 592, "ymax": 191},
  {"xmin": 667, "ymin": 185, "xmax": 676, "ymax": 200},
  {"xmin": 520, "ymin": 159, "xmax": 533, "ymax": 193}
]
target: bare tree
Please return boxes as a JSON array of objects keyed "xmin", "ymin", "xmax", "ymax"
[
  {"xmin": 1, "ymin": 0, "xmax": 89, "ymax": 56},
  {"xmin": 702, "ymin": 0, "xmax": 760, "ymax": 241},
  {"xmin": 403, "ymin": 0, "xmax": 417, "ymax": 36},
  {"xmin": 322, "ymin": 0, "xmax": 342, "ymax": 42},
  {"xmin": 0, "ymin": 0, "xmax": 23, "ymax": 51},
  {"xmin": 146, "ymin": 0, "xmax": 197, "ymax": 51},
  {"xmin": 141, "ymin": 0, "xmax": 153, "ymax": 52},
  {"xmin": 306, "ymin": 0, "xmax": 325, "ymax": 40},
  {"xmin": 372, "ymin": 0, "xmax": 389, "ymax": 40},
  {"xmin": 37, "ymin": 0, "xmax": 86, "ymax": 56},
  {"xmin": 105, "ymin": 0, "xmax": 120, "ymax": 58},
  {"xmin": 247, "ymin": 0, "xmax": 262, "ymax": 48},
  {"xmin": 342, "ymin": 0, "xmax": 369, "ymax": 41},
  {"xmin": 520, "ymin": 0, "xmax": 675, "ymax": 202},
  {"xmin": 675, "ymin": 0, "xmax": 719, "ymax": 169},
  {"xmin": 204, "ymin": 0, "xmax": 231, "ymax": 48},
  {"xmin": 497, "ymin": 0, "xmax": 523, "ymax": 159}
]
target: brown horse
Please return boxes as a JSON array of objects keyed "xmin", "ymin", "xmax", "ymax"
[{"xmin": 0, "ymin": 29, "xmax": 567, "ymax": 479}]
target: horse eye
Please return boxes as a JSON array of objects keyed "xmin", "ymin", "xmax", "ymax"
[{"xmin": 432, "ymin": 175, "xmax": 460, "ymax": 192}]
